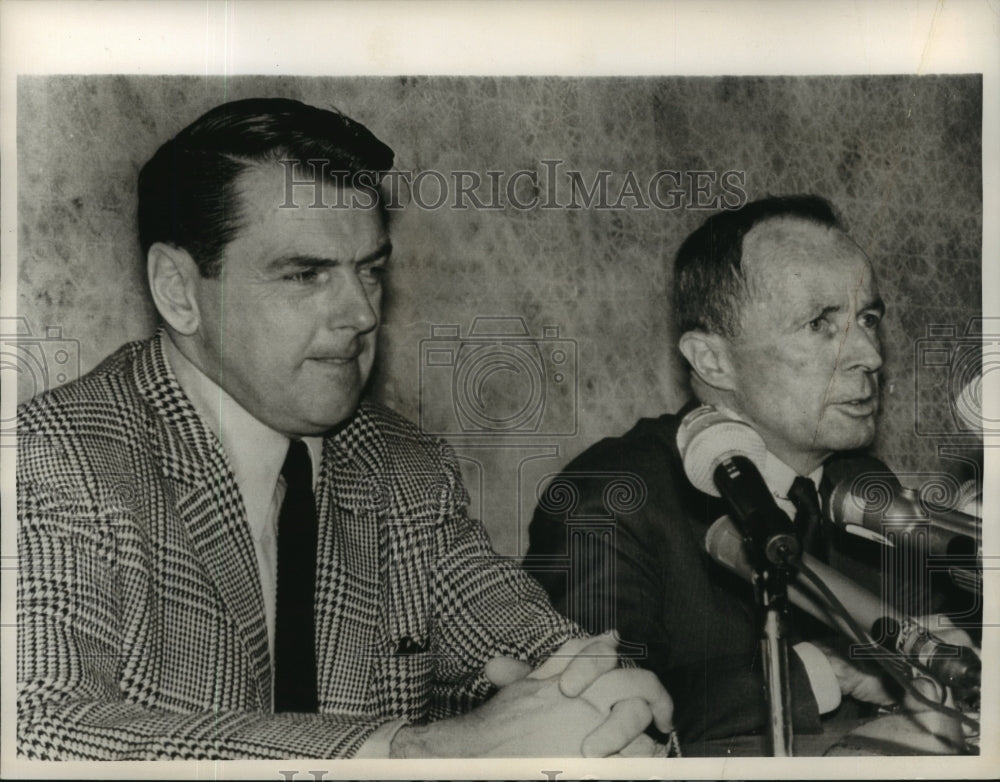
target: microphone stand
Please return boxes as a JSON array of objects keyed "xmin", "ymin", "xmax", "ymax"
[
  {"xmin": 711, "ymin": 455, "xmax": 802, "ymax": 757},
  {"xmin": 752, "ymin": 554, "xmax": 796, "ymax": 757}
]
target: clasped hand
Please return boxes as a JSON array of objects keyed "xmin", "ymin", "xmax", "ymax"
[
  {"xmin": 389, "ymin": 632, "xmax": 673, "ymax": 757},
  {"xmin": 478, "ymin": 632, "xmax": 674, "ymax": 757}
]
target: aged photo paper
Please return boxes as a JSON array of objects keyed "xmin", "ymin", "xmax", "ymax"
[{"xmin": 1, "ymin": 1, "xmax": 997, "ymax": 779}]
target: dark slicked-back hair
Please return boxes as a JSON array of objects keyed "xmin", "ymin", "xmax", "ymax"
[
  {"xmin": 672, "ymin": 194, "xmax": 844, "ymax": 338},
  {"xmin": 138, "ymin": 97, "xmax": 395, "ymax": 277}
]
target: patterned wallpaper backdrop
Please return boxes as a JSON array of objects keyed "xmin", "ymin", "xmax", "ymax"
[{"xmin": 16, "ymin": 75, "xmax": 982, "ymax": 555}]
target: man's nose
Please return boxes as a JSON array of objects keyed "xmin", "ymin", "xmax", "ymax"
[
  {"xmin": 842, "ymin": 321, "xmax": 883, "ymax": 373},
  {"xmin": 325, "ymin": 271, "xmax": 379, "ymax": 333}
]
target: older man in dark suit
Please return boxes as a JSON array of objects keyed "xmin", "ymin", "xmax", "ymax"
[
  {"xmin": 16, "ymin": 98, "xmax": 672, "ymax": 760},
  {"xmin": 526, "ymin": 195, "xmax": 900, "ymax": 744}
]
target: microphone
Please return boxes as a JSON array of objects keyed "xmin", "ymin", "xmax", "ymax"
[
  {"xmin": 705, "ymin": 515, "xmax": 981, "ymax": 696},
  {"xmin": 678, "ymin": 404, "xmax": 800, "ymax": 566},
  {"xmin": 824, "ymin": 455, "xmax": 981, "ymax": 592}
]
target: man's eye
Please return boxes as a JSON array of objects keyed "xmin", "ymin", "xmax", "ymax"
[
  {"xmin": 286, "ymin": 269, "xmax": 321, "ymax": 283},
  {"xmin": 360, "ymin": 265, "xmax": 386, "ymax": 284},
  {"xmin": 860, "ymin": 312, "xmax": 882, "ymax": 329},
  {"xmin": 807, "ymin": 316, "xmax": 828, "ymax": 332}
]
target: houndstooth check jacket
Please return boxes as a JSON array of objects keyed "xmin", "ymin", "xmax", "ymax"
[{"xmin": 17, "ymin": 331, "xmax": 581, "ymax": 760}]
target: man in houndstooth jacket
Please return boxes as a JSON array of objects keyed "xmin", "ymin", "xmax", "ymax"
[{"xmin": 16, "ymin": 98, "xmax": 673, "ymax": 760}]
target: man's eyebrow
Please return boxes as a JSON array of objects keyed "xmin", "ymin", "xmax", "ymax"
[
  {"xmin": 363, "ymin": 241, "xmax": 393, "ymax": 264},
  {"xmin": 803, "ymin": 296, "xmax": 884, "ymax": 321},
  {"xmin": 862, "ymin": 296, "xmax": 886, "ymax": 315},
  {"xmin": 268, "ymin": 241, "xmax": 393, "ymax": 270}
]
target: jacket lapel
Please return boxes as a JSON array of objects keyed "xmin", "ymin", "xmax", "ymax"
[
  {"xmin": 313, "ymin": 406, "xmax": 385, "ymax": 713},
  {"xmin": 134, "ymin": 331, "xmax": 272, "ymax": 709}
]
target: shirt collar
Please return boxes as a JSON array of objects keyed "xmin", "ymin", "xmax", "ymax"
[
  {"xmin": 162, "ymin": 335, "xmax": 324, "ymax": 537},
  {"xmin": 762, "ymin": 451, "xmax": 824, "ymax": 501}
]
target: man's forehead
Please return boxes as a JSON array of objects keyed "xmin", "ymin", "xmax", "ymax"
[
  {"xmin": 234, "ymin": 161, "xmax": 371, "ymax": 218},
  {"xmin": 742, "ymin": 216, "xmax": 869, "ymax": 280},
  {"xmin": 217, "ymin": 162, "xmax": 390, "ymax": 268}
]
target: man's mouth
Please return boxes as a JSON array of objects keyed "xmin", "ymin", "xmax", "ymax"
[
  {"xmin": 834, "ymin": 395, "xmax": 877, "ymax": 416},
  {"xmin": 309, "ymin": 351, "xmax": 362, "ymax": 364}
]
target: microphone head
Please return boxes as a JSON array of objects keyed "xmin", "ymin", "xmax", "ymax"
[
  {"xmin": 677, "ymin": 404, "xmax": 767, "ymax": 497},
  {"xmin": 703, "ymin": 515, "xmax": 752, "ymax": 579},
  {"xmin": 823, "ymin": 454, "xmax": 900, "ymax": 528}
]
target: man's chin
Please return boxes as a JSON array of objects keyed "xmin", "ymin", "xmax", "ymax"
[
  {"xmin": 273, "ymin": 393, "xmax": 365, "ymax": 438},
  {"xmin": 311, "ymin": 398, "xmax": 365, "ymax": 434},
  {"xmin": 822, "ymin": 419, "xmax": 877, "ymax": 453}
]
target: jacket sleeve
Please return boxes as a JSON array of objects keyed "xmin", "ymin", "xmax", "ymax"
[
  {"xmin": 420, "ymin": 441, "xmax": 586, "ymax": 716},
  {"xmin": 17, "ymin": 447, "xmax": 381, "ymax": 760}
]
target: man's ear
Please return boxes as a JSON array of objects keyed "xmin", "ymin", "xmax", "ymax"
[
  {"xmin": 678, "ymin": 330, "xmax": 737, "ymax": 392},
  {"xmin": 147, "ymin": 242, "xmax": 203, "ymax": 335}
]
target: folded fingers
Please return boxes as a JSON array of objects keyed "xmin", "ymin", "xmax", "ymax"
[{"xmin": 580, "ymin": 667, "xmax": 674, "ymax": 733}]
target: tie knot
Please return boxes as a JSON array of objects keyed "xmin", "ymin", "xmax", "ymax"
[
  {"xmin": 281, "ymin": 439, "xmax": 313, "ymax": 490},
  {"xmin": 788, "ymin": 475, "xmax": 821, "ymax": 518}
]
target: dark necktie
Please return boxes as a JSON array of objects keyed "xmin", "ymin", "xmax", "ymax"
[
  {"xmin": 788, "ymin": 475, "xmax": 826, "ymax": 561},
  {"xmin": 273, "ymin": 439, "xmax": 319, "ymax": 713}
]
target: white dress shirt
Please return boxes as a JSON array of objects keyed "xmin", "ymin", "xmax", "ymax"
[{"xmin": 163, "ymin": 336, "xmax": 404, "ymax": 755}]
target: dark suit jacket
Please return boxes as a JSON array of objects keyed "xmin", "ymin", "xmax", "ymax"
[
  {"xmin": 17, "ymin": 331, "xmax": 580, "ymax": 759},
  {"xmin": 525, "ymin": 406, "xmax": 827, "ymax": 742}
]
